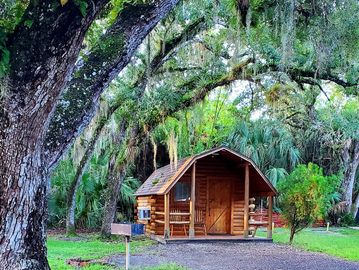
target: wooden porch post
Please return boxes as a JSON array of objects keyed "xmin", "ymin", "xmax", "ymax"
[
  {"xmin": 243, "ymin": 163, "xmax": 249, "ymax": 238},
  {"xmin": 267, "ymin": 196, "xmax": 273, "ymax": 239},
  {"xmin": 189, "ymin": 162, "xmax": 196, "ymax": 238},
  {"xmin": 164, "ymin": 193, "xmax": 170, "ymax": 239}
]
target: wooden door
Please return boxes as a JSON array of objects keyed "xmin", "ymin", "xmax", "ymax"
[{"xmin": 207, "ymin": 178, "xmax": 232, "ymax": 234}]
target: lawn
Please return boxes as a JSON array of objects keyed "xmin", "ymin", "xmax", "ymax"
[
  {"xmin": 258, "ymin": 227, "xmax": 359, "ymax": 261},
  {"xmin": 48, "ymin": 234, "xmax": 137, "ymax": 269},
  {"xmin": 47, "ymin": 234, "xmax": 183, "ymax": 270},
  {"xmin": 48, "ymin": 228, "xmax": 359, "ymax": 269}
]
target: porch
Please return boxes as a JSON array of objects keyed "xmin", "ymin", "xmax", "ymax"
[{"xmin": 151, "ymin": 234, "xmax": 273, "ymax": 244}]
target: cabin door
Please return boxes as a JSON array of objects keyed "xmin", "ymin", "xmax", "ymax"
[{"xmin": 207, "ymin": 178, "xmax": 231, "ymax": 234}]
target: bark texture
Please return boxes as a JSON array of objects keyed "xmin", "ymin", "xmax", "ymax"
[
  {"xmin": 341, "ymin": 139, "xmax": 359, "ymax": 215},
  {"xmin": 0, "ymin": 0, "xmax": 107, "ymax": 268},
  {"xmin": 45, "ymin": 0, "xmax": 180, "ymax": 170},
  {"xmin": 0, "ymin": 0, "xmax": 179, "ymax": 268}
]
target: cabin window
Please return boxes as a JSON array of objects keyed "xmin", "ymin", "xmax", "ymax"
[
  {"xmin": 138, "ymin": 207, "xmax": 151, "ymax": 220},
  {"xmin": 174, "ymin": 182, "xmax": 190, "ymax": 201}
]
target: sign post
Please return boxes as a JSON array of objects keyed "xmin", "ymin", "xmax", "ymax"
[
  {"xmin": 125, "ymin": 235, "xmax": 130, "ymax": 270},
  {"xmin": 111, "ymin": 223, "xmax": 144, "ymax": 270}
]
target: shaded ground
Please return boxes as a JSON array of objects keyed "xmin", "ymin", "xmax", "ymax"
[{"xmin": 107, "ymin": 242, "xmax": 359, "ymax": 270}]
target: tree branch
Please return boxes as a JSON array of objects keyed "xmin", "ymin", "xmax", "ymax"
[
  {"xmin": 267, "ymin": 64, "xmax": 357, "ymax": 88},
  {"xmin": 45, "ymin": 0, "xmax": 180, "ymax": 169}
]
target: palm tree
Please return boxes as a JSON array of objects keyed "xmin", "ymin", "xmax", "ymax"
[{"xmin": 227, "ymin": 119, "xmax": 300, "ymax": 186}]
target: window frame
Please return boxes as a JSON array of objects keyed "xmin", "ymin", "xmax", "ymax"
[
  {"xmin": 138, "ymin": 207, "xmax": 151, "ymax": 220},
  {"xmin": 173, "ymin": 182, "xmax": 191, "ymax": 202}
]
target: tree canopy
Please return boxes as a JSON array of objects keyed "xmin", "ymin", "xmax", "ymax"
[{"xmin": 0, "ymin": 0, "xmax": 358, "ymax": 268}]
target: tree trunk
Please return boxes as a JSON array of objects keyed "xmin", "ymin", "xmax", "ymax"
[
  {"xmin": 100, "ymin": 126, "xmax": 139, "ymax": 237},
  {"xmin": 0, "ymin": 1, "xmax": 179, "ymax": 267},
  {"xmin": 45, "ymin": 0, "xmax": 181, "ymax": 169},
  {"xmin": 65, "ymin": 115, "xmax": 114, "ymax": 235},
  {"xmin": 352, "ymin": 193, "xmax": 359, "ymax": 219},
  {"xmin": 341, "ymin": 139, "xmax": 359, "ymax": 213},
  {"xmin": 0, "ymin": 146, "xmax": 49, "ymax": 269},
  {"xmin": 289, "ymin": 226, "xmax": 295, "ymax": 244},
  {"xmin": 0, "ymin": 1, "xmax": 106, "ymax": 267},
  {"xmin": 100, "ymin": 167, "xmax": 127, "ymax": 238}
]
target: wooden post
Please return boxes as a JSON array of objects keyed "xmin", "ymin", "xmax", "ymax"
[
  {"xmin": 243, "ymin": 163, "xmax": 249, "ymax": 238},
  {"xmin": 164, "ymin": 193, "xmax": 170, "ymax": 239},
  {"xmin": 267, "ymin": 196, "xmax": 273, "ymax": 239},
  {"xmin": 189, "ymin": 162, "xmax": 196, "ymax": 238},
  {"xmin": 125, "ymin": 236, "xmax": 130, "ymax": 270}
]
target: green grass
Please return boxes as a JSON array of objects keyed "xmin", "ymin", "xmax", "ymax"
[
  {"xmin": 258, "ymin": 227, "xmax": 359, "ymax": 261},
  {"xmin": 47, "ymin": 234, "xmax": 154, "ymax": 270},
  {"xmin": 48, "ymin": 228, "xmax": 359, "ymax": 269}
]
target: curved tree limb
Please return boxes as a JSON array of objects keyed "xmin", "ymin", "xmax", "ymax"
[{"xmin": 45, "ymin": 0, "xmax": 181, "ymax": 170}]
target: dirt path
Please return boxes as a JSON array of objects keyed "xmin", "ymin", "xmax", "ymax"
[{"xmin": 106, "ymin": 242, "xmax": 359, "ymax": 270}]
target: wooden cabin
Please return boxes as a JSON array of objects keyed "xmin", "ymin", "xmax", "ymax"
[{"xmin": 134, "ymin": 146, "xmax": 277, "ymax": 242}]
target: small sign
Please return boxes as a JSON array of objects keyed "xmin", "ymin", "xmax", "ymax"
[
  {"xmin": 111, "ymin": 223, "xmax": 145, "ymax": 236},
  {"xmin": 110, "ymin": 223, "xmax": 145, "ymax": 270},
  {"xmin": 111, "ymin": 223, "xmax": 132, "ymax": 236}
]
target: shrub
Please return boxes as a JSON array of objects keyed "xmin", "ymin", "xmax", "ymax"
[
  {"xmin": 339, "ymin": 213, "xmax": 357, "ymax": 226},
  {"xmin": 278, "ymin": 163, "xmax": 339, "ymax": 244}
]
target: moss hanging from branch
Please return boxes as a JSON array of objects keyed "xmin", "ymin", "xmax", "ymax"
[
  {"xmin": 150, "ymin": 135, "xmax": 157, "ymax": 170},
  {"xmin": 167, "ymin": 130, "xmax": 178, "ymax": 171}
]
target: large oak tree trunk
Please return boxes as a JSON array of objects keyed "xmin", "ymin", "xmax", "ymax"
[
  {"xmin": 45, "ymin": 0, "xmax": 180, "ymax": 169},
  {"xmin": 0, "ymin": 147, "xmax": 49, "ymax": 269},
  {"xmin": 0, "ymin": 1, "xmax": 106, "ymax": 267},
  {"xmin": 100, "ymin": 167, "xmax": 127, "ymax": 237},
  {"xmin": 0, "ymin": 0, "xmax": 179, "ymax": 268}
]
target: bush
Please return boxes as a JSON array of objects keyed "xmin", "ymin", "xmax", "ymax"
[
  {"xmin": 339, "ymin": 213, "xmax": 358, "ymax": 226},
  {"xmin": 278, "ymin": 163, "xmax": 339, "ymax": 243}
]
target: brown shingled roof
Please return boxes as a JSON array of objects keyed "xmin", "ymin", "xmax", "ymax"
[
  {"xmin": 135, "ymin": 146, "xmax": 277, "ymax": 196},
  {"xmin": 134, "ymin": 157, "xmax": 193, "ymax": 196}
]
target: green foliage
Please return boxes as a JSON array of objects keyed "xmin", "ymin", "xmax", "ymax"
[
  {"xmin": 49, "ymin": 158, "xmax": 75, "ymax": 228},
  {"xmin": 278, "ymin": 163, "xmax": 340, "ymax": 243},
  {"xmin": 0, "ymin": 29, "xmax": 9, "ymax": 78},
  {"xmin": 74, "ymin": 0, "xmax": 88, "ymax": 17},
  {"xmin": 0, "ymin": 0, "xmax": 28, "ymax": 31},
  {"xmin": 339, "ymin": 213, "xmax": 358, "ymax": 226},
  {"xmin": 49, "ymin": 147, "xmax": 140, "ymax": 228},
  {"xmin": 227, "ymin": 119, "xmax": 300, "ymax": 184},
  {"xmin": 47, "ymin": 0, "xmax": 359, "ymax": 233},
  {"xmin": 152, "ymin": 92, "xmax": 236, "ymax": 159},
  {"xmin": 318, "ymin": 93, "xmax": 359, "ymax": 140}
]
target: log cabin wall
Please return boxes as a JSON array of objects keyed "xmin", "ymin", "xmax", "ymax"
[
  {"xmin": 231, "ymin": 180, "xmax": 245, "ymax": 235},
  {"xmin": 135, "ymin": 196, "xmax": 153, "ymax": 235},
  {"xmin": 167, "ymin": 155, "xmax": 246, "ymax": 236},
  {"xmin": 153, "ymin": 195, "xmax": 164, "ymax": 235}
]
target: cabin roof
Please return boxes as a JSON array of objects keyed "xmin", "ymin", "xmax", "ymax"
[{"xmin": 135, "ymin": 146, "xmax": 277, "ymax": 196}]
